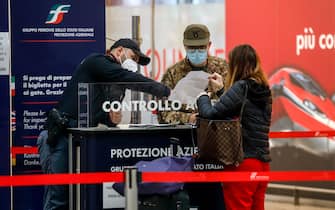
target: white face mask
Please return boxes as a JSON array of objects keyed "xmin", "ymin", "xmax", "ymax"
[
  {"xmin": 120, "ymin": 49, "xmax": 138, "ymax": 72},
  {"xmin": 121, "ymin": 58, "xmax": 138, "ymax": 72}
]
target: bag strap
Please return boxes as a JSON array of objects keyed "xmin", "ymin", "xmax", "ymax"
[
  {"xmin": 238, "ymin": 82, "xmax": 249, "ymax": 122},
  {"xmin": 234, "ymin": 82, "xmax": 248, "ymax": 166}
]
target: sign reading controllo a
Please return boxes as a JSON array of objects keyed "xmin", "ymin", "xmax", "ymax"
[{"xmin": 10, "ymin": 0, "xmax": 105, "ymax": 209}]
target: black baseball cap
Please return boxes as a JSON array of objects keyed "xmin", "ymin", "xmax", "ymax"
[{"xmin": 110, "ymin": 38, "xmax": 150, "ymax": 66}]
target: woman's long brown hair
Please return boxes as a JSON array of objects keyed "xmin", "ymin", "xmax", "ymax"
[{"xmin": 225, "ymin": 44, "xmax": 269, "ymax": 89}]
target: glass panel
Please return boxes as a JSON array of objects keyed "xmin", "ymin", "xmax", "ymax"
[{"xmin": 77, "ymin": 82, "xmax": 181, "ymax": 127}]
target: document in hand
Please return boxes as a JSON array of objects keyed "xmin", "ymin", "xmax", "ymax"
[{"xmin": 168, "ymin": 71, "xmax": 210, "ymax": 105}]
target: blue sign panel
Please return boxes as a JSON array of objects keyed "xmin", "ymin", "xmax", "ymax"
[
  {"xmin": 0, "ymin": 76, "xmax": 10, "ymax": 210},
  {"xmin": 0, "ymin": 0, "xmax": 8, "ymax": 31},
  {"xmin": 0, "ymin": 0, "xmax": 10, "ymax": 209},
  {"xmin": 10, "ymin": 0, "xmax": 105, "ymax": 209},
  {"xmin": 10, "ymin": 0, "xmax": 105, "ymax": 171}
]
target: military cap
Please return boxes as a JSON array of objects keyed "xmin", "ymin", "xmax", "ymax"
[{"xmin": 183, "ymin": 24, "xmax": 210, "ymax": 46}]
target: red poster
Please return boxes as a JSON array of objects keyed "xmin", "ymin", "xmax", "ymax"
[
  {"xmin": 227, "ymin": 0, "xmax": 334, "ymax": 93},
  {"xmin": 227, "ymin": 0, "xmax": 335, "ymax": 156}
]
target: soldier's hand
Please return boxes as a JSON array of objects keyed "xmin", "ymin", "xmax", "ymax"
[
  {"xmin": 109, "ymin": 111, "xmax": 122, "ymax": 125},
  {"xmin": 189, "ymin": 113, "xmax": 198, "ymax": 124}
]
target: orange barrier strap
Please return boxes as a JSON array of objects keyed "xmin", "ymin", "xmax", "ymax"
[{"xmin": 0, "ymin": 171, "xmax": 334, "ymax": 187}]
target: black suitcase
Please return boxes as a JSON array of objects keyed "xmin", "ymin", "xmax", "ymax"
[{"xmin": 138, "ymin": 190, "xmax": 191, "ymax": 210}]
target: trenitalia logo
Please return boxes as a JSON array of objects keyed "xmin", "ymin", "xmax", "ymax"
[{"xmin": 45, "ymin": 4, "xmax": 71, "ymax": 24}]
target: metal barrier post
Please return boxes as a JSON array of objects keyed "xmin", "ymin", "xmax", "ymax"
[
  {"xmin": 130, "ymin": 15, "xmax": 141, "ymax": 124},
  {"xmin": 124, "ymin": 166, "xmax": 139, "ymax": 210},
  {"xmin": 294, "ymin": 189, "xmax": 300, "ymax": 205}
]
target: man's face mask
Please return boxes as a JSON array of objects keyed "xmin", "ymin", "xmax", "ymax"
[
  {"xmin": 120, "ymin": 49, "xmax": 138, "ymax": 72},
  {"xmin": 186, "ymin": 49, "xmax": 207, "ymax": 65}
]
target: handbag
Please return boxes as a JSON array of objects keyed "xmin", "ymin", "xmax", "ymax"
[
  {"xmin": 196, "ymin": 85, "xmax": 248, "ymax": 166},
  {"xmin": 112, "ymin": 156, "xmax": 192, "ymax": 195}
]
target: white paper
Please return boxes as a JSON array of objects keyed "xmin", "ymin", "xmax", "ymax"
[
  {"xmin": 168, "ymin": 71, "xmax": 210, "ymax": 105},
  {"xmin": 0, "ymin": 32, "xmax": 10, "ymax": 75},
  {"xmin": 119, "ymin": 89, "xmax": 156, "ymax": 125},
  {"xmin": 103, "ymin": 182, "xmax": 125, "ymax": 208}
]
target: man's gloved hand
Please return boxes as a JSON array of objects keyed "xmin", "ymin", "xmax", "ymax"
[
  {"xmin": 46, "ymin": 108, "xmax": 69, "ymax": 147},
  {"xmin": 109, "ymin": 110, "xmax": 122, "ymax": 125}
]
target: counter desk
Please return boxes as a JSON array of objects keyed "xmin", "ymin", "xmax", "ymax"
[{"xmin": 68, "ymin": 125, "xmax": 196, "ymax": 210}]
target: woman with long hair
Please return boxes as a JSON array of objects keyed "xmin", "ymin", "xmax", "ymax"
[{"xmin": 197, "ymin": 44, "xmax": 272, "ymax": 210}]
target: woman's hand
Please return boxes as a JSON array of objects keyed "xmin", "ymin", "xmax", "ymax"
[{"xmin": 208, "ymin": 72, "xmax": 224, "ymax": 92}]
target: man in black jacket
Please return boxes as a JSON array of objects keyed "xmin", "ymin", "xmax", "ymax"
[
  {"xmin": 59, "ymin": 38, "xmax": 170, "ymax": 127},
  {"xmin": 37, "ymin": 38, "xmax": 170, "ymax": 210}
]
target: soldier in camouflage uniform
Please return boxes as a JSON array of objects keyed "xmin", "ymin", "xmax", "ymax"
[{"xmin": 160, "ymin": 24, "xmax": 228, "ymax": 124}]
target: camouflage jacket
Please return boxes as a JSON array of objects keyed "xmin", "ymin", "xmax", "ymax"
[{"xmin": 159, "ymin": 56, "xmax": 228, "ymax": 124}]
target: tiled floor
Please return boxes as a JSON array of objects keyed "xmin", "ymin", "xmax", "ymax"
[
  {"xmin": 265, "ymin": 201, "xmax": 335, "ymax": 210},
  {"xmin": 265, "ymin": 195, "xmax": 335, "ymax": 210}
]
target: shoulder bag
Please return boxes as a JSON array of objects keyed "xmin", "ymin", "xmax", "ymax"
[{"xmin": 196, "ymin": 84, "xmax": 248, "ymax": 166}]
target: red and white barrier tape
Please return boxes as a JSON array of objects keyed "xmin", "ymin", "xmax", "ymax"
[
  {"xmin": 11, "ymin": 147, "xmax": 38, "ymax": 157},
  {"xmin": 0, "ymin": 172, "xmax": 123, "ymax": 187},
  {"xmin": 269, "ymin": 130, "xmax": 335, "ymax": 138},
  {"xmin": 0, "ymin": 171, "xmax": 334, "ymax": 187}
]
